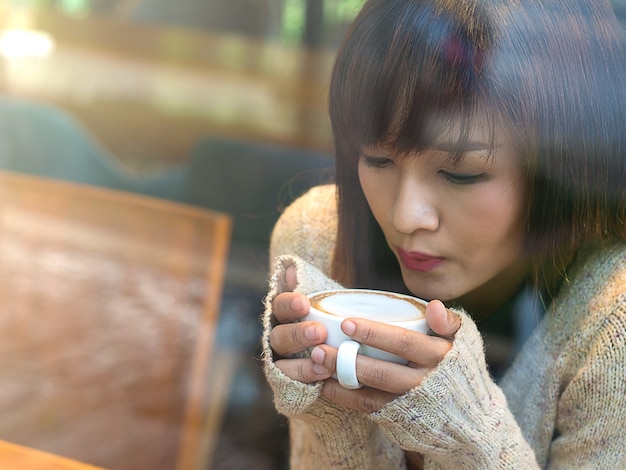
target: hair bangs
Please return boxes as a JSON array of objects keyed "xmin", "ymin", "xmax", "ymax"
[{"xmin": 330, "ymin": 0, "xmax": 494, "ymax": 159}]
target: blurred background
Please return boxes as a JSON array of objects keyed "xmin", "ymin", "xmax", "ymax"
[
  {"xmin": 0, "ymin": 1, "xmax": 623, "ymax": 469},
  {"xmin": 0, "ymin": 0, "xmax": 356, "ymax": 468}
]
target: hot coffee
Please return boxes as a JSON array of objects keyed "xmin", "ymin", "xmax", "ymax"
[
  {"xmin": 305, "ymin": 289, "xmax": 429, "ymax": 389},
  {"xmin": 309, "ymin": 289, "xmax": 426, "ymax": 322}
]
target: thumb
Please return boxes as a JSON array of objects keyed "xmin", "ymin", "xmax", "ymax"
[{"xmin": 425, "ymin": 299, "xmax": 461, "ymax": 338}]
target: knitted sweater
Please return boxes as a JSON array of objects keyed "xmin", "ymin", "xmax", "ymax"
[{"xmin": 261, "ymin": 184, "xmax": 626, "ymax": 469}]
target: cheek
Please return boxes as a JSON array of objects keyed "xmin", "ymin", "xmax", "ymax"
[
  {"xmin": 358, "ymin": 167, "xmax": 390, "ymax": 220},
  {"xmin": 475, "ymin": 186, "xmax": 526, "ymax": 245}
]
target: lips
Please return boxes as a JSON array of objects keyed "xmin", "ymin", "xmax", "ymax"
[{"xmin": 398, "ymin": 248, "xmax": 444, "ymax": 272}]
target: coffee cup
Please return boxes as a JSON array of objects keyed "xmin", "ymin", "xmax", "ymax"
[{"xmin": 305, "ymin": 289, "xmax": 428, "ymax": 389}]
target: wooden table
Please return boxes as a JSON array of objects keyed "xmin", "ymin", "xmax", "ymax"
[
  {"xmin": 0, "ymin": 439, "xmax": 104, "ymax": 469},
  {"xmin": 0, "ymin": 171, "xmax": 232, "ymax": 470}
]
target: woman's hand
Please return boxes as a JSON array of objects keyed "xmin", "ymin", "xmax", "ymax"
[
  {"xmin": 269, "ymin": 265, "xmax": 333, "ymax": 383},
  {"xmin": 311, "ymin": 300, "xmax": 461, "ymax": 413}
]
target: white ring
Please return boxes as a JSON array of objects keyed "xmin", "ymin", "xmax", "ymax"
[{"xmin": 336, "ymin": 340, "xmax": 362, "ymax": 389}]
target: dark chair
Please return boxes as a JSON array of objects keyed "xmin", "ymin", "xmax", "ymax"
[
  {"xmin": 184, "ymin": 136, "xmax": 334, "ymax": 251},
  {"xmin": 0, "ymin": 96, "xmax": 187, "ymax": 201}
]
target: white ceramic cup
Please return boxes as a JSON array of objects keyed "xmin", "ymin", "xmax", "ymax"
[{"xmin": 305, "ymin": 289, "xmax": 428, "ymax": 389}]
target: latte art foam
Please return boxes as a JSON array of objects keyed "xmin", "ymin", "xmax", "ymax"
[{"xmin": 309, "ymin": 290, "xmax": 426, "ymax": 322}]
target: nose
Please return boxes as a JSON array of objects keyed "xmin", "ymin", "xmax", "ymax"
[{"xmin": 389, "ymin": 177, "xmax": 439, "ymax": 234}]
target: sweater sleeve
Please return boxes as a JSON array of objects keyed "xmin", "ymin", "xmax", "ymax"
[
  {"xmin": 261, "ymin": 255, "xmax": 406, "ymax": 469},
  {"xmin": 372, "ymin": 312, "xmax": 539, "ymax": 469}
]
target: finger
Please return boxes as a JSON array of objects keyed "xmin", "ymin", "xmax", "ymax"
[
  {"xmin": 285, "ymin": 264, "xmax": 298, "ymax": 291},
  {"xmin": 312, "ymin": 345, "xmax": 431, "ymax": 394},
  {"xmin": 275, "ymin": 357, "xmax": 331, "ymax": 384},
  {"xmin": 270, "ymin": 322, "xmax": 327, "ymax": 357},
  {"xmin": 320, "ymin": 378, "xmax": 396, "ymax": 413},
  {"xmin": 355, "ymin": 355, "xmax": 430, "ymax": 393},
  {"xmin": 340, "ymin": 319, "xmax": 451, "ymax": 366},
  {"xmin": 425, "ymin": 300, "xmax": 461, "ymax": 338},
  {"xmin": 272, "ymin": 292, "xmax": 310, "ymax": 324}
]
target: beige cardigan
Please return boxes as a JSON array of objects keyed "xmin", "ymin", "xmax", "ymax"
[{"xmin": 261, "ymin": 184, "xmax": 626, "ymax": 469}]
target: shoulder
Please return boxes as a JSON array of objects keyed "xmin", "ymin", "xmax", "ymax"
[
  {"xmin": 269, "ymin": 184, "xmax": 338, "ymax": 275},
  {"xmin": 543, "ymin": 242, "xmax": 626, "ymax": 461},
  {"xmin": 547, "ymin": 239, "xmax": 626, "ymax": 357},
  {"xmin": 574, "ymin": 239, "xmax": 626, "ymax": 275},
  {"xmin": 281, "ymin": 184, "xmax": 337, "ymax": 217},
  {"xmin": 565, "ymin": 240, "xmax": 626, "ymax": 314}
]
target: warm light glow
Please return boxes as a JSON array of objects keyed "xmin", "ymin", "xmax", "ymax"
[{"xmin": 0, "ymin": 29, "xmax": 55, "ymax": 59}]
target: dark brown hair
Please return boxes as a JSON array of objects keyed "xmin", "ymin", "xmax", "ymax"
[{"xmin": 329, "ymin": 0, "xmax": 626, "ymax": 298}]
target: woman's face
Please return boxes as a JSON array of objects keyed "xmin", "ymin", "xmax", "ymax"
[{"xmin": 358, "ymin": 121, "xmax": 528, "ymax": 315}]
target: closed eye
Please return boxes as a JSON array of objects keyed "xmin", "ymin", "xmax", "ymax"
[
  {"xmin": 360, "ymin": 155, "xmax": 394, "ymax": 169},
  {"xmin": 439, "ymin": 170, "xmax": 487, "ymax": 185}
]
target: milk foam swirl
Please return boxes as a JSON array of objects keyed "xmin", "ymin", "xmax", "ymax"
[{"xmin": 309, "ymin": 289, "xmax": 426, "ymax": 322}]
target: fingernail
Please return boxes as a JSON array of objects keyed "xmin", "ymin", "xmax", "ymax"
[
  {"xmin": 341, "ymin": 320, "xmax": 356, "ymax": 335},
  {"xmin": 310, "ymin": 346, "xmax": 325, "ymax": 364},
  {"xmin": 305, "ymin": 325, "xmax": 319, "ymax": 341},
  {"xmin": 311, "ymin": 347, "xmax": 329, "ymax": 376}
]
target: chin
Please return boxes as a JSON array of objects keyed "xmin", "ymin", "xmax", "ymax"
[
  {"xmin": 401, "ymin": 272, "xmax": 457, "ymax": 302},
  {"xmin": 404, "ymin": 283, "xmax": 453, "ymax": 303},
  {"xmin": 401, "ymin": 269, "xmax": 467, "ymax": 302}
]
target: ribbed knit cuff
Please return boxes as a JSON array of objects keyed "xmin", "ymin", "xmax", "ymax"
[
  {"xmin": 261, "ymin": 254, "xmax": 342, "ymax": 416},
  {"xmin": 372, "ymin": 313, "xmax": 537, "ymax": 468}
]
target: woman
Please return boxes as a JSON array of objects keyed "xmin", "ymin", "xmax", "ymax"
[{"xmin": 262, "ymin": 0, "xmax": 626, "ymax": 467}]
